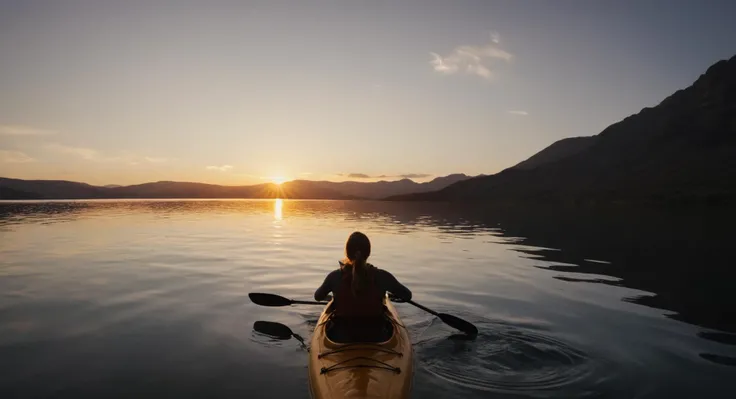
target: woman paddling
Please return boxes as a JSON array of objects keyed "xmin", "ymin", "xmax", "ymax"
[{"xmin": 314, "ymin": 231, "xmax": 412, "ymax": 342}]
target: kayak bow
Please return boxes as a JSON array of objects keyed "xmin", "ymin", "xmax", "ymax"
[{"xmin": 308, "ymin": 297, "xmax": 414, "ymax": 399}]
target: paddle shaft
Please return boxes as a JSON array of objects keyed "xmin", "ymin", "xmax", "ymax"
[
  {"xmin": 406, "ymin": 299, "xmax": 440, "ymax": 317},
  {"xmin": 405, "ymin": 299, "xmax": 478, "ymax": 335},
  {"xmin": 291, "ymin": 300, "xmax": 325, "ymax": 305},
  {"xmin": 293, "ymin": 333, "xmax": 306, "ymax": 347}
]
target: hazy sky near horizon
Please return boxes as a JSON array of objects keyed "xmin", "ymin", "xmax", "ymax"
[{"xmin": 1, "ymin": 0, "xmax": 735, "ymax": 185}]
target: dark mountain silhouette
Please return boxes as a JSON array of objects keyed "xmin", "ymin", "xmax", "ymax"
[
  {"xmin": 0, "ymin": 186, "xmax": 40, "ymax": 200},
  {"xmin": 391, "ymin": 55, "xmax": 736, "ymax": 204},
  {"xmin": 422, "ymin": 173, "xmax": 478, "ymax": 191},
  {"xmin": 0, "ymin": 174, "xmax": 471, "ymax": 200},
  {"xmin": 0, "ymin": 178, "xmax": 355, "ymax": 200},
  {"xmin": 0, "ymin": 178, "xmax": 106, "ymax": 199},
  {"xmin": 293, "ymin": 173, "xmax": 472, "ymax": 199},
  {"xmin": 512, "ymin": 137, "xmax": 597, "ymax": 170}
]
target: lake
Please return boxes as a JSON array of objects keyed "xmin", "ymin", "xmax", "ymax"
[{"xmin": 1, "ymin": 199, "xmax": 735, "ymax": 398}]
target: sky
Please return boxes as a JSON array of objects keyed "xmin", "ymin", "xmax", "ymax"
[{"xmin": 1, "ymin": 0, "xmax": 735, "ymax": 186}]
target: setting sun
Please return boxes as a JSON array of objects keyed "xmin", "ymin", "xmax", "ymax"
[{"xmin": 271, "ymin": 176, "xmax": 288, "ymax": 185}]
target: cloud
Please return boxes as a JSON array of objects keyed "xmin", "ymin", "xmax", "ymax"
[
  {"xmin": 348, "ymin": 173, "xmax": 372, "ymax": 179},
  {"xmin": 506, "ymin": 110, "xmax": 529, "ymax": 116},
  {"xmin": 430, "ymin": 33, "xmax": 512, "ymax": 81},
  {"xmin": 47, "ymin": 143, "xmax": 102, "ymax": 161},
  {"xmin": 206, "ymin": 165, "xmax": 233, "ymax": 172},
  {"xmin": 0, "ymin": 150, "xmax": 35, "ymax": 163},
  {"xmin": 46, "ymin": 143, "xmax": 168, "ymax": 164},
  {"xmin": 490, "ymin": 31, "xmax": 501, "ymax": 44},
  {"xmin": 0, "ymin": 125, "xmax": 57, "ymax": 136}
]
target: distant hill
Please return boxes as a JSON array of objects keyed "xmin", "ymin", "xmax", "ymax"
[
  {"xmin": 295, "ymin": 174, "xmax": 472, "ymax": 199},
  {"xmin": 0, "ymin": 174, "xmax": 472, "ymax": 200},
  {"xmin": 391, "ymin": 55, "xmax": 736, "ymax": 205},
  {"xmin": 0, "ymin": 186, "xmax": 40, "ymax": 200},
  {"xmin": 0, "ymin": 178, "xmax": 106, "ymax": 199}
]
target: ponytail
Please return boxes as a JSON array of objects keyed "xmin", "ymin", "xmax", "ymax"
[
  {"xmin": 342, "ymin": 231, "xmax": 372, "ymax": 297},
  {"xmin": 339, "ymin": 252, "xmax": 372, "ymax": 297},
  {"xmin": 351, "ymin": 251, "xmax": 367, "ymax": 297}
]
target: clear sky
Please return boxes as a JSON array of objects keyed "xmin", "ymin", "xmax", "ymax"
[{"xmin": 1, "ymin": 0, "xmax": 734, "ymax": 186}]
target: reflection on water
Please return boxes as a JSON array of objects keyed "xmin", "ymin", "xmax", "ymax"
[
  {"xmin": 274, "ymin": 198, "xmax": 283, "ymax": 220},
  {"xmin": 0, "ymin": 199, "xmax": 735, "ymax": 398}
]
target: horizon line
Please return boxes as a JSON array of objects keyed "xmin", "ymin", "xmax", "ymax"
[{"xmin": 0, "ymin": 173, "xmax": 474, "ymax": 188}]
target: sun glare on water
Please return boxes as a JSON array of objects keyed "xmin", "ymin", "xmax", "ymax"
[{"xmin": 273, "ymin": 198, "xmax": 283, "ymax": 220}]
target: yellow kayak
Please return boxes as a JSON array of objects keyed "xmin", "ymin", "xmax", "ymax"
[{"xmin": 308, "ymin": 297, "xmax": 414, "ymax": 399}]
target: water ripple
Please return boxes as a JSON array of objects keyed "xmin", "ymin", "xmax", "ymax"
[{"xmin": 416, "ymin": 319, "xmax": 606, "ymax": 397}]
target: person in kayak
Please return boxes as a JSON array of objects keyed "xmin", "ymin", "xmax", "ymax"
[{"xmin": 314, "ymin": 231, "xmax": 412, "ymax": 342}]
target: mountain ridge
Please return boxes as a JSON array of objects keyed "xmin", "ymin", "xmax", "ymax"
[
  {"xmin": 0, "ymin": 174, "xmax": 473, "ymax": 200},
  {"xmin": 389, "ymin": 54, "xmax": 736, "ymax": 205}
]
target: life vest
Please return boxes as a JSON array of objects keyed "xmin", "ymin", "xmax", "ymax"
[{"xmin": 334, "ymin": 265, "xmax": 384, "ymax": 318}]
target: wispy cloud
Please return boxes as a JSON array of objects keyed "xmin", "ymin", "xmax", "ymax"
[
  {"xmin": 342, "ymin": 173, "xmax": 433, "ymax": 180},
  {"xmin": 506, "ymin": 110, "xmax": 529, "ymax": 116},
  {"xmin": 206, "ymin": 165, "xmax": 233, "ymax": 172},
  {"xmin": 0, "ymin": 150, "xmax": 35, "ymax": 163},
  {"xmin": 46, "ymin": 143, "xmax": 167, "ymax": 164},
  {"xmin": 0, "ymin": 125, "xmax": 57, "ymax": 136},
  {"xmin": 47, "ymin": 143, "xmax": 102, "ymax": 161},
  {"xmin": 430, "ymin": 32, "xmax": 512, "ymax": 81}
]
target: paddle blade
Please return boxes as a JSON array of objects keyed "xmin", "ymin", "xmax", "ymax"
[
  {"xmin": 249, "ymin": 293, "xmax": 293, "ymax": 307},
  {"xmin": 439, "ymin": 313, "xmax": 478, "ymax": 336},
  {"xmin": 253, "ymin": 321, "xmax": 294, "ymax": 340}
]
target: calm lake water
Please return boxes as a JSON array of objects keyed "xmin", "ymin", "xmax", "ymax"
[{"xmin": 1, "ymin": 199, "xmax": 735, "ymax": 398}]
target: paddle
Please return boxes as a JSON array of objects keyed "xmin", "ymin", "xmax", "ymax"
[
  {"xmin": 253, "ymin": 321, "xmax": 306, "ymax": 348},
  {"xmin": 249, "ymin": 292, "xmax": 478, "ymax": 336},
  {"xmin": 249, "ymin": 292, "xmax": 326, "ymax": 307},
  {"xmin": 404, "ymin": 299, "xmax": 478, "ymax": 336}
]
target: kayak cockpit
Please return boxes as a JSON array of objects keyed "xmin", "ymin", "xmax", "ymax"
[
  {"xmin": 325, "ymin": 315, "xmax": 394, "ymax": 343},
  {"xmin": 321, "ymin": 300, "xmax": 397, "ymax": 344}
]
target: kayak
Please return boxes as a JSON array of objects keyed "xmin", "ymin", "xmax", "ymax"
[{"xmin": 308, "ymin": 296, "xmax": 414, "ymax": 399}]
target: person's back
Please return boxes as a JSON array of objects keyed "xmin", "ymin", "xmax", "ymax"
[
  {"xmin": 314, "ymin": 231, "xmax": 412, "ymax": 341},
  {"xmin": 333, "ymin": 262, "xmax": 384, "ymax": 318}
]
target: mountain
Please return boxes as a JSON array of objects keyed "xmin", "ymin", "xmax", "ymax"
[
  {"xmin": 512, "ymin": 137, "xmax": 597, "ymax": 170},
  {"xmin": 0, "ymin": 186, "xmax": 40, "ymax": 200},
  {"xmin": 0, "ymin": 178, "xmax": 355, "ymax": 200},
  {"xmin": 293, "ymin": 174, "xmax": 472, "ymax": 199},
  {"xmin": 105, "ymin": 181, "xmax": 271, "ymax": 199},
  {"xmin": 391, "ymin": 55, "xmax": 736, "ymax": 205},
  {"xmin": 0, "ymin": 174, "xmax": 471, "ymax": 200},
  {"xmin": 421, "ymin": 174, "xmax": 477, "ymax": 191},
  {"xmin": 0, "ymin": 178, "xmax": 106, "ymax": 199}
]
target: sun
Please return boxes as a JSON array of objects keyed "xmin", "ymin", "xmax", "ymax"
[{"xmin": 271, "ymin": 176, "xmax": 288, "ymax": 185}]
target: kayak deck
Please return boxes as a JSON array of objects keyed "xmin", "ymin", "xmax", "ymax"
[{"xmin": 308, "ymin": 298, "xmax": 414, "ymax": 399}]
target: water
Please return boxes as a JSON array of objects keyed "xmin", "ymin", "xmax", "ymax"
[{"xmin": 1, "ymin": 199, "xmax": 734, "ymax": 398}]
